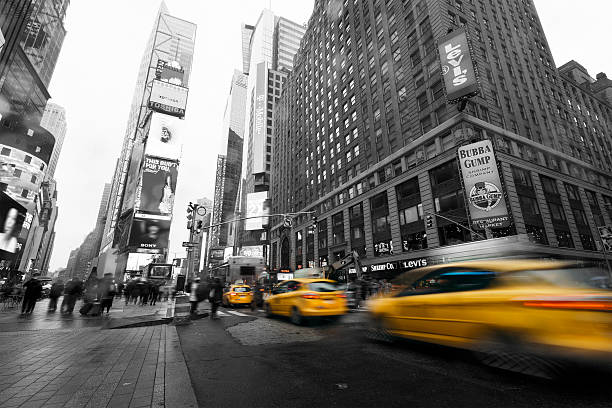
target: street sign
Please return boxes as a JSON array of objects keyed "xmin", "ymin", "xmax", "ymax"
[
  {"xmin": 182, "ymin": 241, "xmax": 197, "ymax": 247},
  {"xmin": 283, "ymin": 217, "xmax": 292, "ymax": 228}
]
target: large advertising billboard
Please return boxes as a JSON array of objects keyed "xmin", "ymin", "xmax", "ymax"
[
  {"xmin": 0, "ymin": 117, "xmax": 55, "ymax": 165},
  {"xmin": 145, "ymin": 113, "xmax": 184, "ymax": 160},
  {"xmin": 457, "ymin": 140, "xmax": 510, "ymax": 230},
  {"xmin": 156, "ymin": 60, "xmax": 185, "ymax": 86},
  {"xmin": 149, "ymin": 79, "xmax": 188, "ymax": 118},
  {"xmin": 438, "ymin": 28, "xmax": 479, "ymax": 103},
  {"xmin": 128, "ymin": 217, "xmax": 171, "ymax": 250},
  {"xmin": 135, "ymin": 156, "xmax": 178, "ymax": 216},
  {"xmin": 245, "ymin": 191, "xmax": 269, "ymax": 231},
  {"xmin": 121, "ymin": 141, "xmax": 145, "ymax": 214},
  {"xmin": 0, "ymin": 192, "xmax": 26, "ymax": 273},
  {"xmin": 252, "ymin": 61, "xmax": 268, "ymax": 174}
]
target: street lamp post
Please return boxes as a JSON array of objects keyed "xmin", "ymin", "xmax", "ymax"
[{"xmin": 186, "ymin": 202, "xmax": 206, "ymax": 283}]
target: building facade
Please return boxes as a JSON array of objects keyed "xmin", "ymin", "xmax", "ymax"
[
  {"xmin": 233, "ymin": 10, "xmax": 306, "ymax": 262},
  {"xmin": 99, "ymin": 3, "xmax": 196, "ymax": 279},
  {"xmin": 40, "ymin": 101, "xmax": 66, "ymax": 180},
  {"xmin": 270, "ymin": 0, "xmax": 612, "ymax": 276}
]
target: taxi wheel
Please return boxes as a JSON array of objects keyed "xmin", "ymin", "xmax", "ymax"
[
  {"xmin": 264, "ymin": 303, "xmax": 273, "ymax": 318},
  {"xmin": 366, "ymin": 317, "xmax": 394, "ymax": 343},
  {"xmin": 290, "ymin": 307, "xmax": 303, "ymax": 326}
]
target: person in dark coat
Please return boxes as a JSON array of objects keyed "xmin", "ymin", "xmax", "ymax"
[
  {"xmin": 21, "ymin": 274, "xmax": 43, "ymax": 315},
  {"xmin": 97, "ymin": 273, "xmax": 116, "ymax": 314},
  {"xmin": 125, "ymin": 279, "xmax": 135, "ymax": 305},
  {"xmin": 117, "ymin": 282, "xmax": 125, "ymax": 299},
  {"xmin": 48, "ymin": 280, "xmax": 64, "ymax": 312},
  {"xmin": 209, "ymin": 277, "xmax": 223, "ymax": 319},
  {"xmin": 149, "ymin": 284, "xmax": 160, "ymax": 306},
  {"xmin": 61, "ymin": 277, "xmax": 83, "ymax": 314},
  {"xmin": 139, "ymin": 280, "xmax": 150, "ymax": 306}
]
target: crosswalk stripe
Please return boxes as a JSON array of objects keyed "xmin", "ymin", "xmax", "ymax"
[
  {"xmin": 258, "ymin": 309, "xmax": 265, "ymax": 312},
  {"xmin": 227, "ymin": 310, "xmax": 249, "ymax": 317},
  {"xmin": 217, "ymin": 311, "xmax": 229, "ymax": 316}
]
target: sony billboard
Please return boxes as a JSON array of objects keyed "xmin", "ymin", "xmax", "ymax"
[
  {"xmin": 149, "ymin": 79, "xmax": 188, "ymax": 118},
  {"xmin": 438, "ymin": 28, "xmax": 480, "ymax": 103}
]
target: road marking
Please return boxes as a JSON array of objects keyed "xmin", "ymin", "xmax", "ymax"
[
  {"xmin": 227, "ymin": 310, "xmax": 249, "ymax": 317},
  {"xmin": 217, "ymin": 311, "xmax": 229, "ymax": 316},
  {"xmin": 258, "ymin": 309, "xmax": 265, "ymax": 312}
]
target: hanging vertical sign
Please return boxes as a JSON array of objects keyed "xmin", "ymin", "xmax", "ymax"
[
  {"xmin": 457, "ymin": 140, "xmax": 510, "ymax": 230},
  {"xmin": 438, "ymin": 28, "xmax": 480, "ymax": 103}
]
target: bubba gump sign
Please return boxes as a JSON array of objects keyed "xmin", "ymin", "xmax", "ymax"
[{"xmin": 458, "ymin": 140, "xmax": 511, "ymax": 230}]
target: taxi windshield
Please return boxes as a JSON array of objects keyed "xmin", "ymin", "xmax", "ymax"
[
  {"xmin": 234, "ymin": 287, "xmax": 251, "ymax": 292},
  {"xmin": 308, "ymin": 281, "xmax": 342, "ymax": 292}
]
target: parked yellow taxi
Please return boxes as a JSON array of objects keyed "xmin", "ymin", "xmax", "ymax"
[
  {"xmin": 366, "ymin": 259, "xmax": 612, "ymax": 376},
  {"xmin": 264, "ymin": 279, "xmax": 348, "ymax": 324},
  {"xmin": 222, "ymin": 285, "xmax": 253, "ymax": 307}
]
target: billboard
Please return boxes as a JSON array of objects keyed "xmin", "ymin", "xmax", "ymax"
[
  {"xmin": 128, "ymin": 217, "xmax": 171, "ymax": 250},
  {"xmin": 145, "ymin": 113, "xmax": 184, "ymax": 160},
  {"xmin": 0, "ymin": 192, "xmax": 26, "ymax": 272},
  {"xmin": 438, "ymin": 28, "xmax": 479, "ymax": 103},
  {"xmin": 156, "ymin": 60, "xmax": 185, "ymax": 86},
  {"xmin": 239, "ymin": 245, "xmax": 264, "ymax": 257},
  {"xmin": 252, "ymin": 61, "xmax": 268, "ymax": 174},
  {"xmin": 597, "ymin": 226, "xmax": 612, "ymax": 252},
  {"xmin": 149, "ymin": 79, "xmax": 188, "ymax": 118},
  {"xmin": 121, "ymin": 141, "xmax": 145, "ymax": 214},
  {"xmin": 136, "ymin": 156, "xmax": 178, "ymax": 216},
  {"xmin": 457, "ymin": 140, "xmax": 510, "ymax": 230},
  {"xmin": 0, "ymin": 117, "xmax": 55, "ymax": 165},
  {"xmin": 245, "ymin": 191, "xmax": 268, "ymax": 231}
]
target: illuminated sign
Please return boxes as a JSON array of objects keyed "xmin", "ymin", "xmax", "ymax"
[
  {"xmin": 149, "ymin": 80, "xmax": 188, "ymax": 118},
  {"xmin": 457, "ymin": 140, "xmax": 510, "ymax": 229},
  {"xmin": 438, "ymin": 28, "xmax": 479, "ymax": 103}
]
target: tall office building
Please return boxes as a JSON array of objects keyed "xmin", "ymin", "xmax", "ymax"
[
  {"xmin": 270, "ymin": 0, "xmax": 612, "ymax": 276},
  {"xmin": 99, "ymin": 3, "xmax": 196, "ymax": 279},
  {"xmin": 207, "ymin": 71, "xmax": 247, "ymax": 268},
  {"xmin": 40, "ymin": 101, "xmax": 67, "ymax": 180},
  {"xmin": 234, "ymin": 10, "xmax": 306, "ymax": 260},
  {"xmin": 0, "ymin": 0, "xmax": 69, "ymax": 123}
]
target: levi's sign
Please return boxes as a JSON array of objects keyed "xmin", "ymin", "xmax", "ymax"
[
  {"xmin": 458, "ymin": 140, "xmax": 510, "ymax": 230},
  {"xmin": 438, "ymin": 28, "xmax": 479, "ymax": 103}
]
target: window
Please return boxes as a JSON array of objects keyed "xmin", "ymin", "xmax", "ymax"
[
  {"xmin": 24, "ymin": 156, "xmax": 32, "ymax": 164},
  {"xmin": 407, "ymin": 269, "xmax": 496, "ymax": 294},
  {"xmin": 399, "ymin": 204, "xmax": 423, "ymax": 225},
  {"xmin": 13, "ymin": 169, "xmax": 22, "ymax": 178},
  {"xmin": 540, "ymin": 176, "xmax": 558, "ymax": 195},
  {"xmin": 565, "ymin": 183, "xmax": 579, "ymax": 201},
  {"xmin": 21, "ymin": 189, "xmax": 29, "ymax": 198},
  {"xmin": 548, "ymin": 203, "xmax": 566, "ymax": 222},
  {"xmin": 0, "ymin": 148, "xmax": 10, "ymax": 156},
  {"xmin": 512, "ymin": 167, "xmax": 532, "ymax": 187}
]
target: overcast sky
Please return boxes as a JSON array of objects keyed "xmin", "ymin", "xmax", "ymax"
[{"xmin": 46, "ymin": 0, "xmax": 610, "ymax": 271}]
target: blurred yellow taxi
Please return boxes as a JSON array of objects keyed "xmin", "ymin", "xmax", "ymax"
[
  {"xmin": 264, "ymin": 279, "xmax": 348, "ymax": 324},
  {"xmin": 367, "ymin": 259, "xmax": 612, "ymax": 375},
  {"xmin": 222, "ymin": 285, "xmax": 253, "ymax": 307}
]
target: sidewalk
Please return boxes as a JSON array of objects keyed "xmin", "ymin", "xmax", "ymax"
[{"xmin": 0, "ymin": 323, "xmax": 197, "ymax": 408}]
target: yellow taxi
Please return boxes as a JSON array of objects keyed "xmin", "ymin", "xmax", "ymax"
[
  {"xmin": 366, "ymin": 259, "xmax": 612, "ymax": 375},
  {"xmin": 222, "ymin": 285, "xmax": 253, "ymax": 307},
  {"xmin": 264, "ymin": 278, "xmax": 348, "ymax": 324}
]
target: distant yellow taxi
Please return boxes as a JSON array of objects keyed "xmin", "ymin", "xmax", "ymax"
[
  {"xmin": 264, "ymin": 278, "xmax": 348, "ymax": 324},
  {"xmin": 222, "ymin": 285, "xmax": 253, "ymax": 307},
  {"xmin": 367, "ymin": 259, "xmax": 612, "ymax": 375}
]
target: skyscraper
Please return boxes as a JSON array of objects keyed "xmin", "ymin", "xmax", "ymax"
[
  {"xmin": 234, "ymin": 10, "xmax": 306, "ymax": 260},
  {"xmin": 40, "ymin": 101, "xmax": 67, "ymax": 180},
  {"xmin": 207, "ymin": 71, "xmax": 247, "ymax": 268},
  {"xmin": 99, "ymin": 3, "xmax": 196, "ymax": 279},
  {"xmin": 270, "ymin": 0, "xmax": 612, "ymax": 275}
]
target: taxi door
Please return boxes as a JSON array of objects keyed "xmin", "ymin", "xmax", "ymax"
[{"xmin": 268, "ymin": 282, "xmax": 289, "ymax": 314}]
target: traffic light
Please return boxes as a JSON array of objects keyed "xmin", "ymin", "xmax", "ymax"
[
  {"xmin": 426, "ymin": 215, "xmax": 433, "ymax": 228},
  {"xmin": 196, "ymin": 220, "xmax": 203, "ymax": 233},
  {"xmin": 312, "ymin": 215, "xmax": 318, "ymax": 229},
  {"xmin": 187, "ymin": 206, "xmax": 194, "ymax": 229}
]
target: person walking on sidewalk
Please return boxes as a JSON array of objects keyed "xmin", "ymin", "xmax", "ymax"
[
  {"xmin": 139, "ymin": 280, "xmax": 150, "ymax": 306},
  {"xmin": 150, "ymin": 283, "xmax": 160, "ymax": 306},
  {"xmin": 21, "ymin": 274, "xmax": 43, "ymax": 315},
  {"xmin": 209, "ymin": 277, "xmax": 223, "ymax": 319},
  {"xmin": 189, "ymin": 278, "xmax": 201, "ymax": 315},
  {"xmin": 61, "ymin": 277, "xmax": 83, "ymax": 314},
  {"xmin": 98, "ymin": 273, "xmax": 116, "ymax": 315},
  {"xmin": 48, "ymin": 279, "xmax": 64, "ymax": 312}
]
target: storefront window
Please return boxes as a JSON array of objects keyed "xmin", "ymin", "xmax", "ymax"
[
  {"xmin": 318, "ymin": 219, "xmax": 328, "ymax": 250},
  {"xmin": 332, "ymin": 212, "xmax": 345, "ymax": 244},
  {"xmin": 402, "ymin": 231, "xmax": 427, "ymax": 251},
  {"xmin": 295, "ymin": 231, "xmax": 303, "ymax": 264},
  {"xmin": 580, "ymin": 233, "xmax": 596, "ymax": 251},
  {"xmin": 555, "ymin": 230, "xmax": 574, "ymax": 248},
  {"xmin": 438, "ymin": 224, "xmax": 471, "ymax": 246},
  {"xmin": 525, "ymin": 224, "xmax": 548, "ymax": 245}
]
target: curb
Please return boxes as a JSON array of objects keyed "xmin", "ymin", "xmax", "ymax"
[{"xmin": 165, "ymin": 325, "xmax": 199, "ymax": 407}]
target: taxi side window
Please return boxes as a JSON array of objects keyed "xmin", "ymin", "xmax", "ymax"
[
  {"xmin": 272, "ymin": 282, "xmax": 289, "ymax": 294},
  {"xmin": 287, "ymin": 281, "xmax": 302, "ymax": 292},
  {"xmin": 401, "ymin": 268, "xmax": 496, "ymax": 296}
]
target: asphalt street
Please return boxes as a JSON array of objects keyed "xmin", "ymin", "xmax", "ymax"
[{"xmin": 178, "ymin": 306, "xmax": 612, "ymax": 408}]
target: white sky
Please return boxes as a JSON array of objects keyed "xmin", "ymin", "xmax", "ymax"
[{"xmin": 47, "ymin": 0, "xmax": 609, "ymax": 271}]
